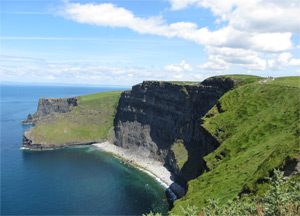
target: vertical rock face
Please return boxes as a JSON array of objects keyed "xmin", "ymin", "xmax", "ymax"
[
  {"xmin": 113, "ymin": 78, "xmax": 236, "ymax": 185},
  {"xmin": 22, "ymin": 97, "xmax": 77, "ymax": 124},
  {"xmin": 34, "ymin": 97, "xmax": 78, "ymax": 117}
]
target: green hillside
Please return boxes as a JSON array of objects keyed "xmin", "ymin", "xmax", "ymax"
[
  {"xmin": 171, "ymin": 76, "xmax": 300, "ymax": 214},
  {"xmin": 30, "ymin": 91, "xmax": 122, "ymax": 145},
  {"xmin": 267, "ymin": 76, "xmax": 300, "ymax": 88},
  {"xmin": 217, "ymin": 74, "xmax": 263, "ymax": 86}
]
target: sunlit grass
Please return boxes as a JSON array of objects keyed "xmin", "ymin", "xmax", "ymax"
[
  {"xmin": 171, "ymin": 76, "xmax": 300, "ymax": 214},
  {"xmin": 30, "ymin": 91, "xmax": 123, "ymax": 145}
]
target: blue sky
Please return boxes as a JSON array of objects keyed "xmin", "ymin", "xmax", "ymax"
[{"xmin": 1, "ymin": 0, "xmax": 299, "ymax": 86}]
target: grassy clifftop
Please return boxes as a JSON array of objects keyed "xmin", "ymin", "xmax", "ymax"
[
  {"xmin": 30, "ymin": 91, "xmax": 122, "ymax": 145},
  {"xmin": 171, "ymin": 76, "xmax": 300, "ymax": 214}
]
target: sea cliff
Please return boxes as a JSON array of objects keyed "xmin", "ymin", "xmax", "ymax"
[
  {"xmin": 22, "ymin": 97, "xmax": 78, "ymax": 124},
  {"xmin": 22, "ymin": 91, "xmax": 122, "ymax": 150},
  {"xmin": 22, "ymin": 75, "xmax": 299, "ymax": 214},
  {"xmin": 22, "ymin": 77, "xmax": 237, "ymax": 194},
  {"xmin": 113, "ymin": 77, "xmax": 236, "ymax": 187}
]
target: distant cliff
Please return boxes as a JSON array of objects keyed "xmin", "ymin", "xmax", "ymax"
[
  {"xmin": 22, "ymin": 97, "xmax": 78, "ymax": 124},
  {"xmin": 22, "ymin": 91, "xmax": 122, "ymax": 150},
  {"xmin": 113, "ymin": 77, "xmax": 237, "ymax": 188}
]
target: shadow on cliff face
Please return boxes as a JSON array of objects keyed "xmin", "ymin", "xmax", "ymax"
[
  {"xmin": 179, "ymin": 127, "xmax": 220, "ymax": 181},
  {"xmin": 113, "ymin": 79, "xmax": 235, "ymax": 195}
]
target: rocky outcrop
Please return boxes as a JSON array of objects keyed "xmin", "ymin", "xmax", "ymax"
[
  {"xmin": 22, "ymin": 97, "xmax": 78, "ymax": 124},
  {"xmin": 113, "ymin": 77, "xmax": 237, "ymax": 191},
  {"xmin": 22, "ymin": 127, "xmax": 96, "ymax": 151}
]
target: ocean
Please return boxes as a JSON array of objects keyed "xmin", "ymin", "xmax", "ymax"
[{"xmin": 0, "ymin": 84, "xmax": 169, "ymax": 215}]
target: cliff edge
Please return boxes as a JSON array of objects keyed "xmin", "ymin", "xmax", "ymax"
[
  {"xmin": 22, "ymin": 91, "xmax": 122, "ymax": 150},
  {"xmin": 113, "ymin": 77, "xmax": 238, "ymax": 191},
  {"xmin": 21, "ymin": 75, "xmax": 300, "ymax": 214},
  {"xmin": 22, "ymin": 97, "xmax": 78, "ymax": 124}
]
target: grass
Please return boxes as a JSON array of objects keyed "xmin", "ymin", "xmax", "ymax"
[
  {"xmin": 143, "ymin": 80, "xmax": 200, "ymax": 85},
  {"xmin": 167, "ymin": 81, "xmax": 200, "ymax": 85},
  {"xmin": 216, "ymin": 74, "xmax": 264, "ymax": 86},
  {"xmin": 171, "ymin": 139, "xmax": 188, "ymax": 170},
  {"xmin": 30, "ymin": 91, "xmax": 123, "ymax": 145},
  {"xmin": 170, "ymin": 76, "xmax": 300, "ymax": 214},
  {"xmin": 182, "ymin": 87, "xmax": 189, "ymax": 98},
  {"xmin": 268, "ymin": 76, "xmax": 300, "ymax": 88}
]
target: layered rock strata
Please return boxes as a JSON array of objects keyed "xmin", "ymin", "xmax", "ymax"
[
  {"xmin": 21, "ymin": 77, "xmax": 237, "ymax": 197},
  {"xmin": 113, "ymin": 77, "xmax": 236, "ymax": 193},
  {"xmin": 22, "ymin": 97, "xmax": 78, "ymax": 124}
]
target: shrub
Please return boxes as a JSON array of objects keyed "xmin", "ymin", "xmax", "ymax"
[
  {"xmin": 199, "ymin": 169, "xmax": 300, "ymax": 216},
  {"xmin": 146, "ymin": 170, "xmax": 299, "ymax": 216}
]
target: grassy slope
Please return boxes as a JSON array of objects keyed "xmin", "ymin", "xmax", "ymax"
[
  {"xmin": 30, "ymin": 91, "xmax": 122, "ymax": 145},
  {"xmin": 268, "ymin": 76, "xmax": 300, "ymax": 88},
  {"xmin": 219, "ymin": 74, "xmax": 263, "ymax": 86},
  {"xmin": 171, "ymin": 76, "xmax": 300, "ymax": 214},
  {"xmin": 171, "ymin": 139, "xmax": 188, "ymax": 170}
]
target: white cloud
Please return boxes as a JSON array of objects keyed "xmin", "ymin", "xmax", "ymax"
[
  {"xmin": 0, "ymin": 61, "xmax": 140, "ymax": 84},
  {"xmin": 1, "ymin": 56, "xmax": 202, "ymax": 85},
  {"xmin": 198, "ymin": 61, "xmax": 229, "ymax": 71},
  {"xmin": 250, "ymin": 33, "xmax": 292, "ymax": 52},
  {"xmin": 193, "ymin": 74, "xmax": 203, "ymax": 79},
  {"xmin": 60, "ymin": 2, "xmax": 293, "ymax": 53},
  {"xmin": 198, "ymin": 46, "xmax": 267, "ymax": 71},
  {"xmin": 165, "ymin": 64, "xmax": 182, "ymax": 72},
  {"xmin": 180, "ymin": 60, "xmax": 193, "ymax": 71},
  {"xmin": 290, "ymin": 59, "xmax": 300, "ymax": 66},
  {"xmin": 164, "ymin": 61, "xmax": 204, "ymax": 81},
  {"xmin": 61, "ymin": 3, "xmax": 173, "ymax": 37},
  {"xmin": 168, "ymin": 0, "xmax": 300, "ymax": 34},
  {"xmin": 168, "ymin": 0, "xmax": 200, "ymax": 10},
  {"xmin": 174, "ymin": 74, "xmax": 184, "ymax": 79},
  {"xmin": 165, "ymin": 60, "xmax": 193, "ymax": 72},
  {"xmin": 228, "ymin": 0, "xmax": 300, "ymax": 34},
  {"xmin": 46, "ymin": 75, "xmax": 56, "ymax": 80},
  {"xmin": 268, "ymin": 52, "xmax": 300, "ymax": 70}
]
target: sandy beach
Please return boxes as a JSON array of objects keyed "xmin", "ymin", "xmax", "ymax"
[{"xmin": 92, "ymin": 142, "xmax": 185, "ymax": 197}]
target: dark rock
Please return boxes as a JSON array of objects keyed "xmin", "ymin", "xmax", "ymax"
[
  {"xmin": 34, "ymin": 97, "xmax": 77, "ymax": 118},
  {"xmin": 284, "ymin": 155, "xmax": 300, "ymax": 177},
  {"xmin": 22, "ymin": 97, "xmax": 78, "ymax": 124},
  {"xmin": 113, "ymin": 78, "xmax": 236, "ymax": 192}
]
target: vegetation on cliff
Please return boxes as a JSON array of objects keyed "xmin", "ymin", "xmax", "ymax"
[
  {"xmin": 24, "ymin": 75, "xmax": 299, "ymax": 215},
  {"xmin": 29, "ymin": 91, "xmax": 122, "ymax": 145},
  {"xmin": 171, "ymin": 139, "xmax": 188, "ymax": 170},
  {"xmin": 147, "ymin": 170, "xmax": 300, "ymax": 216},
  {"xmin": 170, "ymin": 76, "xmax": 300, "ymax": 214}
]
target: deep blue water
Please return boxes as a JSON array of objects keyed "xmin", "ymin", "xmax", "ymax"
[{"xmin": 0, "ymin": 84, "xmax": 168, "ymax": 215}]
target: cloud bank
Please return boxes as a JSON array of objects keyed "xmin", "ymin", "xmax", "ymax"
[
  {"xmin": 0, "ymin": 56, "xmax": 203, "ymax": 85},
  {"xmin": 58, "ymin": 0, "xmax": 300, "ymax": 74},
  {"xmin": 60, "ymin": 1, "xmax": 295, "ymax": 53}
]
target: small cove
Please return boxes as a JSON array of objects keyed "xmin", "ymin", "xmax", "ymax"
[{"xmin": 0, "ymin": 84, "xmax": 169, "ymax": 215}]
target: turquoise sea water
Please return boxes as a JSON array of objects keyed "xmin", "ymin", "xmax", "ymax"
[{"xmin": 0, "ymin": 84, "xmax": 169, "ymax": 215}]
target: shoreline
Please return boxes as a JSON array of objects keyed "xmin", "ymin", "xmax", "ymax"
[{"xmin": 92, "ymin": 142, "xmax": 185, "ymax": 198}]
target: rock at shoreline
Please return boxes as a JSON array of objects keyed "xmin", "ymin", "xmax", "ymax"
[
  {"xmin": 22, "ymin": 114, "xmax": 33, "ymax": 124},
  {"xmin": 22, "ymin": 127, "xmax": 96, "ymax": 150}
]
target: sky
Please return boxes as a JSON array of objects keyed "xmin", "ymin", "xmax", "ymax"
[{"xmin": 0, "ymin": 0, "xmax": 299, "ymax": 86}]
